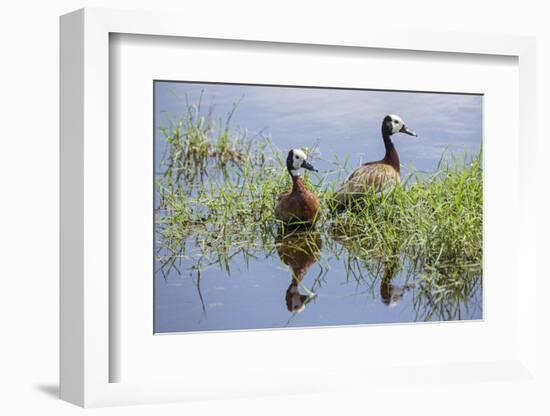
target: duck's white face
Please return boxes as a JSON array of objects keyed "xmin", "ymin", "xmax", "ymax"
[
  {"xmin": 388, "ymin": 114, "xmax": 405, "ymax": 134},
  {"xmin": 287, "ymin": 148, "xmax": 317, "ymax": 176},
  {"xmin": 387, "ymin": 114, "xmax": 417, "ymax": 137},
  {"xmin": 291, "ymin": 149, "xmax": 307, "ymax": 172},
  {"xmin": 288, "ymin": 288, "xmax": 307, "ymax": 313}
]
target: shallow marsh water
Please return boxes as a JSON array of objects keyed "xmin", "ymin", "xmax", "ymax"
[
  {"xmin": 154, "ymin": 83, "xmax": 483, "ymax": 333},
  {"xmin": 153, "ymin": 146, "xmax": 483, "ymax": 334},
  {"xmin": 155, "ymin": 234, "xmax": 482, "ymax": 333}
]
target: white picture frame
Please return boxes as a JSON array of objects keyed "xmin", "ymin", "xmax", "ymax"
[{"xmin": 60, "ymin": 7, "xmax": 538, "ymax": 407}]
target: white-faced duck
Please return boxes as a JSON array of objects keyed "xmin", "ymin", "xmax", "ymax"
[
  {"xmin": 275, "ymin": 149, "xmax": 320, "ymax": 225},
  {"xmin": 334, "ymin": 114, "xmax": 417, "ymax": 208}
]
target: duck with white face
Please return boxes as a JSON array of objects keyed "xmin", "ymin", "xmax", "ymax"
[
  {"xmin": 274, "ymin": 149, "xmax": 320, "ymax": 226},
  {"xmin": 333, "ymin": 114, "xmax": 417, "ymax": 209}
]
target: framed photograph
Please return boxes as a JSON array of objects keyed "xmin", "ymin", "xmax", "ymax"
[{"xmin": 60, "ymin": 8, "xmax": 538, "ymax": 407}]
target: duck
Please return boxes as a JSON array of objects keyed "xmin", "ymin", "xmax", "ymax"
[
  {"xmin": 274, "ymin": 149, "xmax": 320, "ymax": 225},
  {"xmin": 276, "ymin": 232, "xmax": 322, "ymax": 313},
  {"xmin": 333, "ymin": 114, "xmax": 417, "ymax": 208}
]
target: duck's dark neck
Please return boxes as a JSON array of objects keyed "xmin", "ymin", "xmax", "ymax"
[
  {"xmin": 291, "ymin": 175, "xmax": 307, "ymax": 193},
  {"xmin": 290, "ymin": 267, "xmax": 307, "ymax": 282},
  {"xmin": 382, "ymin": 131, "xmax": 400, "ymax": 173}
]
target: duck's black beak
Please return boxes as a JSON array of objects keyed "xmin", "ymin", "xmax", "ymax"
[
  {"xmin": 301, "ymin": 160, "xmax": 318, "ymax": 172},
  {"xmin": 400, "ymin": 125, "xmax": 417, "ymax": 137}
]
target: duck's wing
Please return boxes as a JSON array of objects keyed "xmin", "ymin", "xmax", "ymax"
[
  {"xmin": 333, "ymin": 163, "xmax": 399, "ymax": 206},
  {"xmin": 274, "ymin": 190, "xmax": 291, "ymax": 221},
  {"xmin": 339, "ymin": 163, "xmax": 399, "ymax": 193},
  {"xmin": 276, "ymin": 190, "xmax": 290, "ymax": 202}
]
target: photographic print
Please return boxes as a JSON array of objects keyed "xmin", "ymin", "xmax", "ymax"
[{"xmin": 154, "ymin": 81, "xmax": 483, "ymax": 333}]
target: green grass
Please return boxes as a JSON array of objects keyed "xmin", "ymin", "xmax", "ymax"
[
  {"xmin": 329, "ymin": 152, "xmax": 482, "ymax": 269},
  {"xmin": 155, "ymin": 98, "xmax": 482, "ymax": 319}
]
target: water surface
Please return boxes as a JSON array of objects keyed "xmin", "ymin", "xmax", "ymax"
[{"xmin": 154, "ymin": 82, "xmax": 483, "ymax": 333}]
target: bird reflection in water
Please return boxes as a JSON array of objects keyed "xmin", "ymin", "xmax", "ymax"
[
  {"xmin": 329, "ymin": 228, "xmax": 412, "ymax": 308},
  {"xmin": 379, "ymin": 260, "xmax": 412, "ymax": 308},
  {"xmin": 275, "ymin": 232, "xmax": 322, "ymax": 313}
]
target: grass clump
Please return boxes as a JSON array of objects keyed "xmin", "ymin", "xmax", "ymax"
[
  {"xmin": 329, "ymin": 152, "xmax": 482, "ymax": 270},
  {"xmin": 157, "ymin": 93, "xmax": 266, "ymax": 198}
]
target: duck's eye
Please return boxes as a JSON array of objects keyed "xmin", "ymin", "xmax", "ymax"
[
  {"xmin": 393, "ymin": 120, "xmax": 399, "ymax": 124},
  {"xmin": 295, "ymin": 155, "xmax": 299, "ymax": 160}
]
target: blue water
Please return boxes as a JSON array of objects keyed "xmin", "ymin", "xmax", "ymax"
[
  {"xmin": 154, "ymin": 82, "xmax": 483, "ymax": 334},
  {"xmin": 155, "ymin": 239, "xmax": 482, "ymax": 333}
]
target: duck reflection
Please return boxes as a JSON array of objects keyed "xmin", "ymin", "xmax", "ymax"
[
  {"xmin": 275, "ymin": 232, "xmax": 322, "ymax": 313},
  {"xmin": 379, "ymin": 260, "xmax": 412, "ymax": 308},
  {"xmin": 329, "ymin": 228, "xmax": 411, "ymax": 308}
]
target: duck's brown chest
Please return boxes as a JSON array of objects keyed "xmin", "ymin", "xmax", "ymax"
[{"xmin": 275, "ymin": 177, "xmax": 320, "ymax": 224}]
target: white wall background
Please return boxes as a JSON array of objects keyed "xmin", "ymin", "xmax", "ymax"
[{"xmin": 0, "ymin": 1, "xmax": 548, "ymax": 414}]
